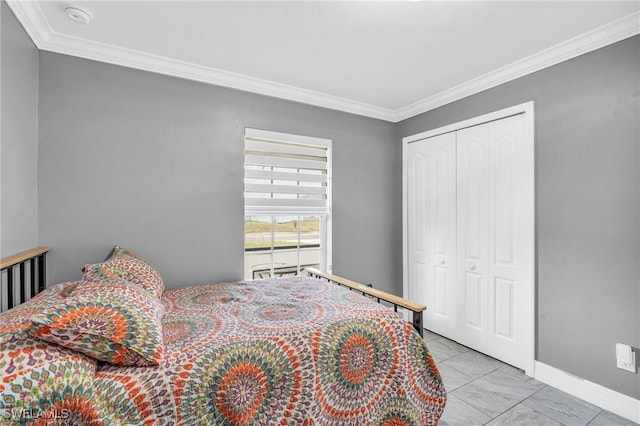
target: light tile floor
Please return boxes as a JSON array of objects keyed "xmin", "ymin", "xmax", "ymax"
[{"xmin": 423, "ymin": 331, "xmax": 639, "ymax": 426}]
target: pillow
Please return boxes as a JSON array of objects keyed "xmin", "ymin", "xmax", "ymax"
[
  {"xmin": 82, "ymin": 246, "xmax": 164, "ymax": 299},
  {"xmin": 103, "ymin": 245, "xmax": 117, "ymax": 261},
  {"xmin": 0, "ymin": 292, "xmax": 100, "ymax": 421},
  {"xmin": 0, "ymin": 282, "xmax": 81, "ymax": 336},
  {"xmin": 0, "ymin": 332, "xmax": 100, "ymax": 419},
  {"xmin": 29, "ymin": 279, "xmax": 165, "ymax": 366}
]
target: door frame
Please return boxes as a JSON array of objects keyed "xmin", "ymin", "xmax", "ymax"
[{"xmin": 402, "ymin": 101, "xmax": 535, "ymax": 376}]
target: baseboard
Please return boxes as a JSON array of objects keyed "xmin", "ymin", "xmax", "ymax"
[{"xmin": 534, "ymin": 361, "xmax": 640, "ymax": 424}]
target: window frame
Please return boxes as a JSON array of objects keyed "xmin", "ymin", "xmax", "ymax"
[{"xmin": 243, "ymin": 128, "xmax": 332, "ymax": 278}]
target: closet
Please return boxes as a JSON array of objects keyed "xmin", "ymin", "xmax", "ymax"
[{"xmin": 403, "ymin": 102, "xmax": 534, "ymax": 372}]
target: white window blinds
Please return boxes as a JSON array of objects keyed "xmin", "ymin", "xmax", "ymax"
[{"xmin": 244, "ymin": 129, "xmax": 332, "ymax": 215}]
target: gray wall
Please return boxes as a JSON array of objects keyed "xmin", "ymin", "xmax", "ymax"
[
  {"xmin": 0, "ymin": 1, "xmax": 39, "ymax": 257},
  {"xmin": 397, "ymin": 36, "xmax": 640, "ymax": 399},
  {"xmin": 8, "ymin": 6, "xmax": 638, "ymax": 401},
  {"xmin": 38, "ymin": 52, "xmax": 397, "ymax": 293}
]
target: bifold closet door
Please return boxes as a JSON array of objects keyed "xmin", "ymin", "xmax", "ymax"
[
  {"xmin": 456, "ymin": 123, "xmax": 489, "ymax": 352},
  {"xmin": 405, "ymin": 105, "xmax": 532, "ymax": 371},
  {"xmin": 407, "ymin": 132, "xmax": 457, "ymax": 338},
  {"xmin": 456, "ymin": 114, "xmax": 529, "ymax": 368}
]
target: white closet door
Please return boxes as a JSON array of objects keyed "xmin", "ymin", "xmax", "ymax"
[
  {"xmin": 404, "ymin": 103, "xmax": 533, "ymax": 373},
  {"xmin": 486, "ymin": 114, "xmax": 529, "ymax": 367},
  {"xmin": 456, "ymin": 114, "xmax": 528, "ymax": 367},
  {"xmin": 406, "ymin": 140, "xmax": 429, "ymax": 322},
  {"xmin": 407, "ymin": 132, "xmax": 457, "ymax": 338},
  {"xmin": 456, "ymin": 124, "xmax": 490, "ymax": 351}
]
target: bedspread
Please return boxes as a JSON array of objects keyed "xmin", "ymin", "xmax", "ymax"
[
  {"xmin": 94, "ymin": 277, "xmax": 446, "ymax": 425},
  {"xmin": 1, "ymin": 277, "xmax": 446, "ymax": 425}
]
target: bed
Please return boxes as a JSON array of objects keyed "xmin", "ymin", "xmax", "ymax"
[{"xmin": 0, "ymin": 246, "xmax": 446, "ymax": 425}]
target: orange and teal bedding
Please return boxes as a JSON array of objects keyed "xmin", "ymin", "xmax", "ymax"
[{"xmin": 0, "ymin": 277, "xmax": 446, "ymax": 425}]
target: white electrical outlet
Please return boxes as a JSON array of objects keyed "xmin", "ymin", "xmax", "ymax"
[{"xmin": 616, "ymin": 343, "xmax": 637, "ymax": 373}]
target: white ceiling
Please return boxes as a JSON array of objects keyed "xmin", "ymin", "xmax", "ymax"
[{"xmin": 8, "ymin": 1, "xmax": 640, "ymax": 122}]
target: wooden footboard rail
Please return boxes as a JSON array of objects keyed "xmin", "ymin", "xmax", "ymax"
[
  {"xmin": 0, "ymin": 247, "xmax": 50, "ymax": 311},
  {"xmin": 307, "ymin": 268, "xmax": 426, "ymax": 338}
]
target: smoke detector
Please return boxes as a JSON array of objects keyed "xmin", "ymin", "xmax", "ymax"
[{"xmin": 64, "ymin": 6, "xmax": 93, "ymax": 25}]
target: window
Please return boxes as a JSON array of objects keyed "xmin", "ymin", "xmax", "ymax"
[{"xmin": 244, "ymin": 128, "xmax": 331, "ymax": 280}]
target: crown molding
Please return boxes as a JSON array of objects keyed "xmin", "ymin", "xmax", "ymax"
[
  {"xmin": 6, "ymin": 0, "xmax": 52, "ymax": 46},
  {"xmin": 7, "ymin": 2, "xmax": 639, "ymax": 123},
  {"xmin": 393, "ymin": 11, "xmax": 640, "ymax": 122},
  {"xmin": 48, "ymin": 32, "xmax": 399, "ymax": 122},
  {"xmin": 5, "ymin": 1, "xmax": 397, "ymax": 122}
]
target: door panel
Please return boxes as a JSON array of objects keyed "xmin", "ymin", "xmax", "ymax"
[
  {"xmin": 456, "ymin": 114, "xmax": 528, "ymax": 366},
  {"xmin": 434, "ymin": 146, "xmax": 452, "ymax": 257},
  {"xmin": 494, "ymin": 277, "xmax": 515, "ymax": 340},
  {"xmin": 407, "ymin": 132, "xmax": 456, "ymax": 337},
  {"xmin": 407, "ymin": 146, "xmax": 428, "ymax": 312},
  {"xmin": 463, "ymin": 139, "xmax": 486, "ymax": 259},
  {"xmin": 464, "ymin": 272, "xmax": 483, "ymax": 328},
  {"xmin": 457, "ymin": 124, "xmax": 490, "ymax": 350},
  {"xmin": 487, "ymin": 114, "xmax": 527, "ymax": 367},
  {"xmin": 411, "ymin": 152, "xmax": 427, "ymax": 258},
  {"xmin": 493, "ymin": 130, "xmax": 516, "ymax": 266},
  {"xmin": 434, "ymin": 267, "xmax": 449, "ymax": 316},
  {"xmin": 426, "ymin": 134, "xmax": 457, "ymax": 336}
]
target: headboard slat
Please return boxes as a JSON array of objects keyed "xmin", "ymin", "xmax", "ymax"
[
  {"xmin": 7, "ymin": 269, "xmax": 14, "ymax": 310},
  {"xmin": 30, "ymin": 258, "xmax": 37, "ymax": 296},
  {"xmin": 38, "ymin": 253, "xmax": 47, "ymax": 292},
  {"xmin": 19, "ymin": 263, "xmax": 26, "ymax": 304}
]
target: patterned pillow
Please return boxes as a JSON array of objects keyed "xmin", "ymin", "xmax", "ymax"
[
  {"xmin": 0, "ymin": 333, "xmax": 100, "ymax": 419},
  {"xmin": 31, "ymin": 280, "xmax": 80, "ymax": 300},
  {"xmin": 82, "ymin": 246, "xmax": 164, "ymax": 299},
  {"xmin": 0, "ymin": 289, "xmax": 101, "ymax": 422},
  {"xmin": 0, "ymin": 282, "xmax": 82, "ymax": 338},
  {"xmin": 29, "ymin": 279, "xmax": 165, "ymax": 366}
]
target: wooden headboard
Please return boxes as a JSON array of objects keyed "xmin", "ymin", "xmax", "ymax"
[{"xmin": 0, "ymin": 247, "xmax": 50, "ymax": 312}]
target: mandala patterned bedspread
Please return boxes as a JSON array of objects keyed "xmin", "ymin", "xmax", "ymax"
[{"xmin": 1, "ymin": 277, "xmax": 446, "ymax": 425}]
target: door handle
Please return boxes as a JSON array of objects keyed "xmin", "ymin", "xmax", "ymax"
[
  {"xmin": 470, "ymin": 265, "xmax": 476, "ymax": 271},
  {"xmin": 440, "ymin": 260, "xmax": 446, "ymax": 265}
]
